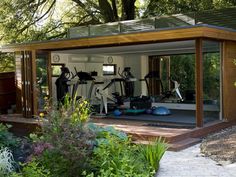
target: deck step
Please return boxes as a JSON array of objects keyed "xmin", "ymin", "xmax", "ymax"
[
  {"xmin": 127, "ymin": 130, "xmax": 192, "ymax": 143},
  {"xmin": 168, "ymin": 138, "xmax": 202, "ymax": 151},
  {"xmin": 133, "ymin": 138, "xmax": 202, "ymax": 152}
]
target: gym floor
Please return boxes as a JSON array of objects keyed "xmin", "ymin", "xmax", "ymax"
[{"xmin": 92, "ymin": 109, "xmax": 219, "ymax": 127}]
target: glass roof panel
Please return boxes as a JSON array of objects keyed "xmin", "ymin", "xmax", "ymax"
[{"xmin": 61, "ymin": 7, "xmax": 236, "ymax": 39}]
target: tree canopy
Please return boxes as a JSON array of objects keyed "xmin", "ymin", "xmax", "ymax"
[
  {"xmin": 0, "ymin": 0, "xmax": 236, "ymax": 44},
  {"xmin": 144, "ymin": 0, "xmax": 236, "ymax": 17},
  {"xmin": 0, "ymin": 0, "xmax": 141, "ymax": 44}
]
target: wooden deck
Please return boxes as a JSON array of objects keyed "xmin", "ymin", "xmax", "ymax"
[
  {"xmin": 90, "ymin": 117, "xmax": 236, "ymax": 151},
  {"xmin": 0, "ymin": 114, "xmax": 41, "ymax": 136},
  {"xmin": 1, "ymin": 114, "xmax": 235, "ymax": 151}
]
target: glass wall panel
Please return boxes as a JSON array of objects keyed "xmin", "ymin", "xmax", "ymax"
[
  {"xmin": 203, "ymin": 40, "xmax": 221, "ymax": 122},
  {"xmin": 152, "ymin": 53, "xmax": 196, "ymax": 127},
  {"xmin": 36, "ymin": 53, "xmax": 49, "ymax": 111}
]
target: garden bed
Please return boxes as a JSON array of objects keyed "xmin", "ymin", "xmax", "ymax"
[
  {"xmin": 200, "ymin": 126, "xmax": 236, "ymax": 165},
  {"xmin": 0, "ymin": 96, "xmax": 168, "ymax": 176}
]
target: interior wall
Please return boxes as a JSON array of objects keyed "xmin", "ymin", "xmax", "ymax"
[
  {"xmin": 102, "ymin": 56, "xmax": 124, "ymax": 96},
  {"xmin": 123, "ymin": 54, "xmax": 143, "ymax": 96},
  {"xmin": 223, "ymin": 41, "xmax": 236, "ymax": 122},
  {"xmin": 51, "ymin": 53, "xmax": 125, "ymax": 101},
  {"xmin": 50, "ymin": 52, "xmax": 148, "ymax": 101}
]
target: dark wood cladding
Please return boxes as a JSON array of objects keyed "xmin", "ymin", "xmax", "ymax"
[
  {"xmin": 222, "ymin": 41, "xmax": 236, "ymax": 121},
  {"xmin": 0, "ymin": 72, "xmax": 16, "ymax": 113}
]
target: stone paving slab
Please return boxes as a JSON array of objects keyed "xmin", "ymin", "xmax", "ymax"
[{"xmin": 156, "ymin": 144, "xmax": 236, "ymax": 177}]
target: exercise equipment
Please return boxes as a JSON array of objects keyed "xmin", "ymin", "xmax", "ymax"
[
  {"xmin": 141, "ymin": 71, "xmax": 183, "ymax": 102},
  {"xmin": 152, "ymin": 106, "xmax": 171, "ymax": 116},
  {"xmin": 113, "ymin": 109, "xmax": 122, "ymax": 116},
  {"xmin": 142, "ymin": 71, "xmax": 164, "ymax": 97},
  {"xmin": 68, "ymin": 67, "xmax": 95, "ymax": 100},
  {"xmin": 118, "ymin": 67, "xmax": 137, "ymax": 97},
  {"xmin": 130, "ymin": 96, "xmax": 152, "ymax": 109},
  {"xmin": 102, "ymin": 78, "xmax": 125, "ymax": 97},
  {"xmin": 125, "ymin": 108, "xmax": 145, "ymax": 115},
  {"xmin": 94, "ymin": 86, "xmax": 112, "ymax": 115},
  {"xmin": 102, "ymin": 67, "xmax": 136, "ymax": 98},
  {"xmin": 89, "ymin": 67, "xmax": 136, "ymax": 115},
  {"xmin": 146, "ymin": 108, "xmax": 152, "ymax": 114},
  {"xmin": 161, "ymin": 78, "xmax": 183, "ymax": 102}
]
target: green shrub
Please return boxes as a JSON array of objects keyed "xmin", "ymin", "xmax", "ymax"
[
  {"xmin": 87, "ymin": 123, "xmax": 128, "ymax": 143},
  {"xmin": 139, "ymin": 137, "xmax": 168, "ymax": 171},
  {"xmin": 86, "ymin": 134, "xmax": 156, "ymax": 177},
  {"xmin": 28, "ymin": 95, "xmax": 95, "ymax": 177},
  {"xmin": 10, "ymin": 160, "xmax": 51, "ymax": 177},
  {"xmin": 13, "ymin": 95, "xmax": 167, "ymax": 177},
  {"xmin": 0, "ymin": 124, "xmax": 19, "ymax": 149}
]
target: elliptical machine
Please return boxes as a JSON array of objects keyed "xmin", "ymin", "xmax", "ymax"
[{"xmin": 142, "ymin": 71, "xmax": 183, "ymax": 102}]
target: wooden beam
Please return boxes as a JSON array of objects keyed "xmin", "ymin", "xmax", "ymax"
[{"xmin": 195, "ymin": 38, "xmax": 204, "ymax": 127}]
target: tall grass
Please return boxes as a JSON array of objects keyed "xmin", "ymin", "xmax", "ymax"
[{"xmin": 139, "ymin": 137, "xmax": 168, "ymax": 171}]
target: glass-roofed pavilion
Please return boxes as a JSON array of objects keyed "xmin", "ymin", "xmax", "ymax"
[{"xmin": 1, "ymin": 8, "xmax": 236, "ymax": 129}]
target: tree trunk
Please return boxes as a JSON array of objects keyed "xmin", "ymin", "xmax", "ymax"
[
  {"xmin": 98, "ymin": 0, "xmax": 118, "ymax": 22},
  {"xmin": 121, "ymin": 0, "xmax": 136, "ymax": 20}
]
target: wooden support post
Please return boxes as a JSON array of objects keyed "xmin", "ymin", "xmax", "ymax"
[{"xmin": 195, "ymin": 38, "xmax": 204, "ymax": 127}]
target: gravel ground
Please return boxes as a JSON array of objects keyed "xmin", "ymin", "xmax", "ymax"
[{"xmin": 200, "ymin": 126, "xmax": 236, "ymax": 165}]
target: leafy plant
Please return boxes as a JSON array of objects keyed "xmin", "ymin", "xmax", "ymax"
[
  {"xmin": 0, "ymin": 124, "xmax": 19, "ymax": 149},
  {"xmin": 0, "ymin": 147, "xmax": 15, "ymax": 176},
  {"xmin": 29, "ymin": 95, "xmax": 96, "ymax": 177},
  {"xmin": 10, "ymin": 95, "xmax": 166, "ymax": 177},
  {"xmin": 10, "ymin": 160, "xmax": 51, "ymax": 177},
  {"xmin": 44, "ymin": 94, "xmax": 91, "ymax": 129},
  {"xmin": 87, "ymin": 134, "xmax": 155, "ymax": 177},
  {"xmin": 26, "ymin": 142, "xmax": 53, "ymax": 162},
  {"xmin": 139, "ymin": 137, "xmax": 168, "ymax": 171},
  {"xmin": 29, "ymin": 133, "xmax": 45, "ymax": 143},
  {"xmin": 87, "ymin": 123, "xmax": 128, "ymax": 143}
]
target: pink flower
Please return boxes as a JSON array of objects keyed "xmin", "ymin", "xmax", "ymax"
[{"xmin": 32, "ymin": 142, "xmax": 54, "ymax": 157}]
